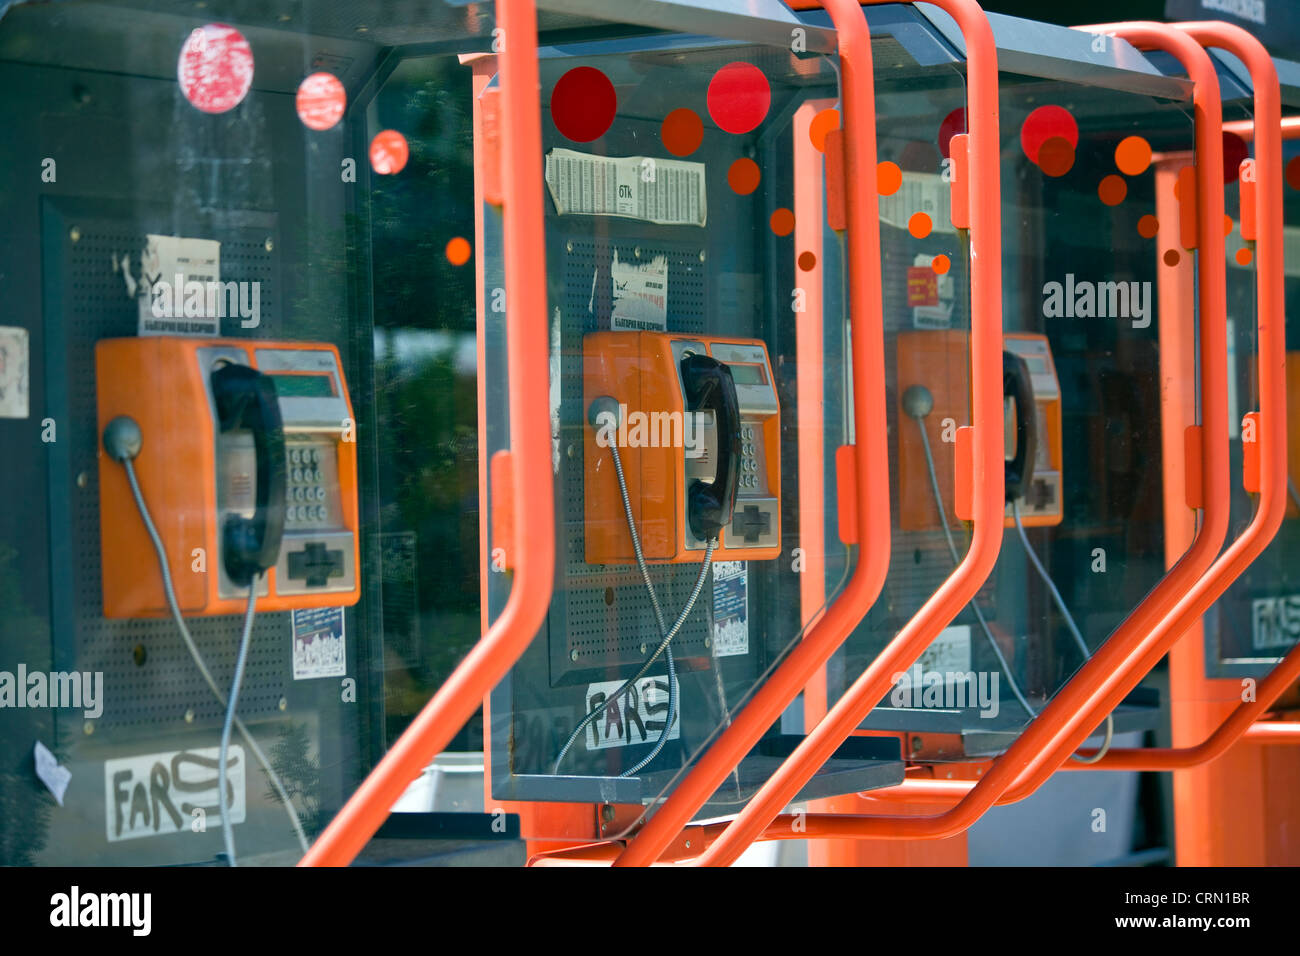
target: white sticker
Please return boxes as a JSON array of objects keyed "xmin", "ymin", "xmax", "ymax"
[
  {"xmin": 917, "ymin": 624, "xmax": 972, "ymax": 675},
  {"xmin": 711, "ymin": 561, "xmax": 748, "ymax": 658},
  {"xmin": 34, "ymin": 741, "xmax": 71, "ymax": 806},
  {"xmin": 105, "ymin": 745, "xmax": 244, "ymax": 842},
  {"xmin": 137, "ymin": 234, "xmax": 223, "ymax": 337},
  {"xmin": 545, "ymin": 148, "xmax": 707, "ymax": 226},
  {"xmin": 292, "ymin": 606, "xmax": 347, "ymax": 680},
  {"xmin": 879, "ymin": 171, "xmax": 955, "ymax": 235},
  {"xmin": 1251, "ymin": 596, "xmax": 1300, "ymax": 651},
  {"xmin": 610, "ymin": 250, "xmax": 668, "ymax": 331},
  {"xmin": 582, "ymin": 675, "xmax": 679, "ymax": 751},
  {"xmin": 0, "ymin": 326, "xmax": 29, "ymax": 419}
]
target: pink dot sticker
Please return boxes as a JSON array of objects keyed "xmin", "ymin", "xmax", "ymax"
[
  {"xmin": 370, "ymin": 130, "xmax": 409, "ymax": 175},
  {"xmin": 178, "ymin": 24, "xmax": 254, "ymax": 115},
  {"xmin": 297, "ymin": 72, "xmax": 346, "ymax": 131}
]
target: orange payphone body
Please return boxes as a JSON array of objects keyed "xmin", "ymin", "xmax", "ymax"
[
  {"xmin": 96, "ymin": 337, "xmax": 361, "ymax": 617},
  {"xmin": 583, "ymin": 332, "xmax": 781, "ymax": 564},
  {"xmin": 897, "ymin": 330, "xmax": 1063, "ymax": 529}
]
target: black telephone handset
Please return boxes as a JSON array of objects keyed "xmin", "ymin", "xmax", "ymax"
[
  {"xmin": 680, "ymin": 352, "xmax": 741, "ymax": 539},
  {"xmin": 212, "ymin": 362, "xmax": 287, "ymax": 586},
  {"xmin": 1004, "ymin": 350, "xmax": 1038, "ymax": 504}
]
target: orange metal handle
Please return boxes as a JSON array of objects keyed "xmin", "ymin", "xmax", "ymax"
[
  {"xmin": 685, "ymin": 0, "xmax": 1007, "ymax": 868},
  {"xmin": 691, "ymin": 20, "xmax": 1229, "ymax": 861},
  {"xmin": 608, "ymin": 0, "xmax": 894, "ymax": 868},
  {"xmin": 299, "ymin": 0, "xmax": 555, "ymax": 866},
  {"xmin": 1044, "ymin": 20, "xmax": 1288, "ymax": 774}
]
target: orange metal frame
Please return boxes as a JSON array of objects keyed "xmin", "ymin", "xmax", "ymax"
[
  {"xmin": 682, "ymin": 20, "xmax": 1230, "ymax": 866},
  {"xmin": 605, "ymin": 0, "xmax": 898, "ymax": 868},
  {"xmin": 607, "ymin": 0, "xmax": 1010, "ymax": 867},
  {"xmin": 298, "ymin": 0, "xmax": 554, "ymax": 866}
]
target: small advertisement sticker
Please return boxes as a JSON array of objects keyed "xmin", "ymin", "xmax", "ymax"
[
  {"xmin": 1252, "ymin": 595, "xmax": 1300, "ymax": 651},
  {"xmin": 545, "ymin": 148, "xmax": 707, "ymax": 226},
  {"xmin": 292, "ymin": 606, "xmax": 347, "ymax": 680},
  {"xmin": 0, "ymin": 326, "xmax": 29, "ymax": 419},
  {"xmin": 582, "ymin": 676, "xmax": 679, "ymax": 751},
  {"xmin": 711, "ymin": 561, "xmax": 749, "ymax": 658},
  {"xmin": 917, "ymin": 624, "xmax": 973, "ymax": 676},
  {"xmin": 610, "ymin": 250, "xmax": 668, "ymax": 331},
  {"xmin": 137, "ymin": 234, "xmax": 223, "ymax": 337},
  {"xmin": 105, "ymin": 745, "xmax": 244, "ymax": 842}
]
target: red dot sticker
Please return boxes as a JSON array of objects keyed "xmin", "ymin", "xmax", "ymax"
[
  {"xmin": 551, "ymin": 67, "xmax": 617, "ymax": 143},
  {"xmin": 296, "ymin": 72, "xmax": 346, "ymax": 131},
  {"xmin": 370, "ymin": 130, "xmax": 409, "ymax": 175},
  {"xmin": 1222, "ymin": 131, "xmax": 1249, "ymax": 184},
  {"xmin": 1037, "ymin": 137, "xmax": 1075, "ymax": 177},
  {"xmin": 1137, "ymin": 214, "xmax": 1159, "ymax": 239},
  {"xmin": 178, "ymin": 24, "xmax": 254, "ymax": 114},
  {"xmin": 938, "ymin": 107, "xmax": 966, "ymax": 159},
  {"xmin": 1287, "ymin": 156, "xmax": 1300, "ymax": 191},
  {"xmin": 707, "ymin": 62, "xmax": 771, "ymax": 135},
  {"xmin": 662, "ymin": 108, "xmax": 703, "ymax": 157},
  {"xmin": 1021, "ymin": 105, "xmax": 1078, "ymax": 164},
  {"xmin": 446, "ymin": 237, "xmax": 471, "ymax": 266},
  {"xmin": 770, "ymin": 208, "xmax": 795, "ymax": 236},
  {"xmin": 1098, "ymin": 174, "xmax": 1127, "ymax": 206},
  {"xmin": 798, "ymin": 251, "xmax": 817, "ymax": 271},
  {"xmin": 727, "ymin": 158, "xmax": 761, "ymax": 195},
  {"xmin": 1163, "ymin": 249, "xmax": 1181, "ymax": 267},
  {"xmin": 1236, "ymin": 247, "xmax": 1254, "ymax": 266},
  {"xmin": 931, "ymin": 254, "xmax": 951, "ymax": 275}
]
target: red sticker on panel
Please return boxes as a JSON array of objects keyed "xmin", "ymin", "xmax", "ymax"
[
  {"xmin": 178, "ymin": 24, "xmax": 254, "ymax": 114},
  {"xmin": 369, "ymin": 130, "xmax": 409, "ymax": 175}
]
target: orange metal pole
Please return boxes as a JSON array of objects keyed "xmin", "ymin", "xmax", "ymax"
[
  {"xmin": 1222, "ymin": 115, "xmax": 1300, "ymax": 141},
  {"xmin": 299, "ymin": 0, "xmax": 555, "ymax": 866},
  {"xmin": 693, "ymin": 21, "xmax": 1228, "ymax": 864},
  {"xmin": 608, "ymin": 0, "xmax": 895, "ymax": 868},
  {"xmin": 687, "ymin": 0, "xmax": 1008, "ymax": 866},
  {"xmin": 1007, "ymin": 20, "xmax": 1286, "ymax": 779}
]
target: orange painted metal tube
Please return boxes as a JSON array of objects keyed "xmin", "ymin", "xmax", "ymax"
[
  {"xmin": 1010, "ymin": 20, "xmax": 1286, "ymax": 780},
  {"xmin": 1223, "ymin": 115, "xmax": 1300, "ymax": 141},
  {"xmin": 686, "ymin": 0, "xmax": 1008, "ymax": 867},
  {"xmin": 608, "ymin": 0, "xmax": 896, "ymax": 868},
  {"xmin": 692, "ymin": 21, "xmax": 1228, "ymax": 863},
  {"xmin": 1242, "ymin": 722, "xmax": 1300, "ymax": 744},
  {"xmin": 298, "ymin": 0, "xmax": 554, "ymax": 866}
]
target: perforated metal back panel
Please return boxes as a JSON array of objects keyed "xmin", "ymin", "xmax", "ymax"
[
  {"xmin": 552, "ymin": 237, "xmax": 712, "ymax": 682},
  {"xmin": 52, "ymin": 210, "xmax": 287, "ymax": 732}
]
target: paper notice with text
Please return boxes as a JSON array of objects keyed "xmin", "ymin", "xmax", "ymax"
[{"xmin": 545, "ymin": 148, "xmax": 706, "ymax": 227}]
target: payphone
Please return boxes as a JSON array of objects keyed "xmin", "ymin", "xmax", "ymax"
[
  {"xmin": 583, "ymin": 332, "xmax": 781, "ymax": 564},
  {"xmin": 95, "ymin": 337, "xmax": 361, "ymax": 618}
]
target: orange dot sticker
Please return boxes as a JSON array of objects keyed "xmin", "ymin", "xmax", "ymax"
[
  {"xmin": 909, "ymin": 212, "xmax": 932, "ymax": 239},
  {"xmin": 296, "ymin": 72, "xmax": 346, "ymax": 130},
  {"xmin": 1098, "ymin": 174, "xmax": 1127, "ymax": 206},
  {"xmin": 770, "ymin": 208, "xmax": 795, "ymax": 236},
  {"xmin": 1163, "ymin": 249, "xmax": 1181, "ymax": 267},
  {"xmin": 370, "ymin": 130, "xmax": 409, "ymax": 175},
  {"xmin": 1137, "ymin": 215, "xmax": 1159, "ymax": 239},
  {"xmin": 1114, "ymin": 135, "xmax": 1152, "ymax": 176},
  {"xmin": 877, "ymin": 161, "xmax": 902, "ymax": 196},
  {"xmin": 446, "ymin": 237, "xmax": 471, "ymax": 266},
  {"xmin": 931, "ymin": 254, "xmax": 951, "ymax": 275},
  {"xmin": 1236, "ymin": 247, "xmax": 1254, "ymax": 266},
  {"xmin": 1224, "ymin": 214, "xmax": 1234, "ymax": 237},
  {"xmin": 662, "ymin": 108, "xmax": 703, "ymax": 157},
  {"xmin": 1037, "ymin": 136, "xmax": 1075, "ymax": 177},
  {"xmin": 798, "ymin": 251, "xmax": 817, "ymax": 271},
  {"xmin": 728, "ymin": 157, "xmax": 761, "ymax": 195},
  {"xmin": 809, "ymin": 108, "xmax": 840, "ymax": 152}
]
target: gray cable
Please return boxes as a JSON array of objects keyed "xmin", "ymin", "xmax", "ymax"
[
  {"xmin": 1012, "ymin": 499, "xmax": 1115, "ymax": 764},
  {"xmin": 123, "ymin": 459, "xmax": 310, "ymax": 853},
  {"xmin": 915, "ymin": 417, "xmax": 1036, "ymax": 718},
  {"xmin": 219, "ymin": 583, "xmax": 258, "ymax": 866},
  {"xmin": 552, "ymin": 436, "xmax": 715, "ymax": 775}
]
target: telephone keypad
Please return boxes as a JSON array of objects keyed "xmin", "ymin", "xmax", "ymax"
[{"xmin": 284, "ymin": 440, "xmax": 337, "ymax": 528}]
